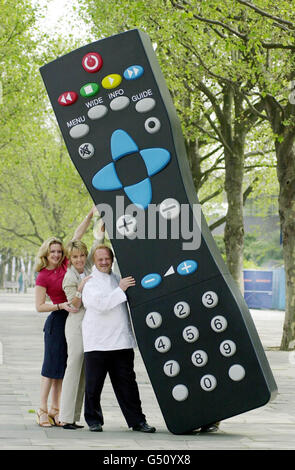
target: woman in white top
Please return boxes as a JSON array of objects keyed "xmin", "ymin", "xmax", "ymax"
[{"xmin": 59, "ymin": 228, "xmax": 105, "ymax": 429}]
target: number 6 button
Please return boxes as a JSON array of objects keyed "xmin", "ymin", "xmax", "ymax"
[{"xmin": 155, "ymin": 336, "xmax": 171, "ymax": 353}]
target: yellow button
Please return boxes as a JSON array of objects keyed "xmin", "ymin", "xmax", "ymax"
[{"xmin": 101, "ymin": 74, "xmax": 122, "ymax": 89}]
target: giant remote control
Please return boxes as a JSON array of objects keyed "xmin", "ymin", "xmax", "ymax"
[{"xmin": 40, "ymin": 29, "xmax": 277, "ymax": 434}]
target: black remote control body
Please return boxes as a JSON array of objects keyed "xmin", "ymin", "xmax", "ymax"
[{"xmin": 40, "ymin": 29, "xmax": 277, "ymax": 434}]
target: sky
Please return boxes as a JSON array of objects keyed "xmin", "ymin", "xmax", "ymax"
[{"xmin": 36, "ymin": 0, "xmax": 92, "ymax": 39}]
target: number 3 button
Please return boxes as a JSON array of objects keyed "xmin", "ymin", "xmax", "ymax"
[{"xmin": 202, "ymin": 291, "xmax": 218, "ymax": 308}]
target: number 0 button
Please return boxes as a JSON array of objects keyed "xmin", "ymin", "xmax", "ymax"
[
  {"xmin": 200, "ymin": 374, "xmax": 217, "ymax": 392},
  {"xmin": 202, "ymin": 291, "xmax": 218, "ymax": 308},
  {"xmin": 155, "ymin": 336, "xmax": 171, "ymax": 353}
]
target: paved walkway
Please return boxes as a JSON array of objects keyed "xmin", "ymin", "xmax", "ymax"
[{"xmin": 0, "ymin": 290, "xmax": 294, "ymax": 451}]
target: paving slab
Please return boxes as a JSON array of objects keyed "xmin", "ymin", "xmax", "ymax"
[{"xmin": 0, "ymin": 290, "xmax": 294, "ymax": 453}]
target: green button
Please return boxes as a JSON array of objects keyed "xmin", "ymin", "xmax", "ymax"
[{"xmin": 80, "ymin": 83, "xmax": 100, "ymax": 97}]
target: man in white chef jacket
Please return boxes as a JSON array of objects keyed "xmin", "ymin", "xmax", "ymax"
[{"xmin": 82, "ymin": 244, "xmax": 156, "ymax": 433}]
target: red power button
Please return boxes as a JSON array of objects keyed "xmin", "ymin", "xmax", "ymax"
[{"xmin": 82, "ymin": 52, "xmax": 103, "ymax": 73}]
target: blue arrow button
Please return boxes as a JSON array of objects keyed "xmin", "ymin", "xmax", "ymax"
[
  {"xmin": 123, "ymin": 65, "xmax": 144, "ymax": 80},
  {"xmin": 177, "ymin": 260, "xmax": 198, "ymax": 276},
  {"xmin": 141, "ymin": 273, "xmax": 162, "ymax": 289}
]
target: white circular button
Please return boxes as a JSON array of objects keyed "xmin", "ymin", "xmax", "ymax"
[
  {"xmin": 202, "ymin": 291, "xmax": 218, "ymax": 308},
  {"xmin": 163, "ymin": 360, "xmax": 180, "ymax": 377},
  {"xmin": 155, "ymin": 336, "xmax": 171, "ymax": 353},
  {"xmin": 191, "ymin": 350, "xmax": 208, "ymax": 367},
  {"xmin": 144, "ymin": 117, "xmax": 161, "ymax": 134},
  {"xmin": 145, "ymin": 312, "xmax": 162, "ymax": 329},
  {"xmin": 174, "ymin": 301, "xmax": 190, "ymax": 319},
  {"xmin": 211, "ymin": 316, "xmax": 228, "ymax": 333},
  {"xmin": 182, "ymin": 326, "xmax": 199, "ymax": 343},
  {"xmin": 159, "ymin": 198, "xmax": 180, "ymax": 220},
  {"xmin": 228, "ymin": 364, "xmax": 246, "ymax": 382},
  {"xmin": 200, "ymin": 374, "xmax": 217, "ymax": 392},
  {"xmin": 172, "ymin": 384, "xmax": 188, "ymax": 401},
  {"xmin": 220, "ymin": 340, "xmax": 236, "ymax": 357},
  {"xmin": 116, "ymin": 215, "xmax": 137, "ymax": 236},
  {"xmin": 78, "ymin": 143, "xmax": 95, "ymax": 159}
]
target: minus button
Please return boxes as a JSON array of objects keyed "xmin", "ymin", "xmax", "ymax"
[{"xmin": 141, "ymin": 273, "xmax": 162, "ymax": 289}]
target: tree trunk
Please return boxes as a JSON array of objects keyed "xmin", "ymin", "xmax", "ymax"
[
  {"xmin": 222, "ymin": 86, "xmax": 246, "ymax": 291},
  {"xmin": 263, "ymin": 95, "xmax": 295, "ymax": 350}
]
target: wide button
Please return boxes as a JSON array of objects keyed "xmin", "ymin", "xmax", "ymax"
[
  {"xmin": 80, "ymin": 83, "xmax": 99, "ymax": 98},
  {"xmin": 58, "ymin": 91, "xmax": 78, "ymax": 106},
  {"xmin": 69, "ymin": 124, "xmax": 89, "ymax": 139},
  {"xmin": 101, "ymin": 74, "xmax": 122, "ymax": 89},
  {"xmin": 87, "ymin": 105, "xmax": 108, "ymax": 120},
  {"xmin": 82, "ymin": 52, "xmax": 103, "ymax": 73},
  {"xmin": 141, "ymin": 273, "xmax": 162, "ymax": 289},
  {"xmin": 177, "ymin": 260, "xmax": 198, "ymax": 276}
]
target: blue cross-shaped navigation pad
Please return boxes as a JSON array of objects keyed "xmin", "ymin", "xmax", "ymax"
[{"xmin": 92, "ymin": 129, "xmax": 171, "ymax": 209}]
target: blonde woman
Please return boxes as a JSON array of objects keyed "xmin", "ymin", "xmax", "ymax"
[
  {"xmin": 34, "ymin": 208, "xmax": 95, "ymax": 427},
  {"xmin": 59, "ymin": 225, "xmax": 105, "ymax": 430}
]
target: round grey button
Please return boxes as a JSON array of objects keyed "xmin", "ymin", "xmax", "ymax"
[
  {"xmin": 200, "ymin": 374, "xmax": 217, "ymax": 392},
  {"xmin": 174, "ymin": 301, "xmax": 190, "ymax": 319},
  {"xmin": 202, "ymin": 291, "xmax": 218, "ymax": 308},
  {"xmin": 135, "ymin": 97, "xmax": 156, "ymax": 113},
  {"xmin": 163, "ymin": 360, "xmax": 180, "ymax": 377},
  {"xmin": 116, "ymin": 215, "xmax": 137, "ymax": 236},
  {"xmin": 87, "ymin": 105, "xmax": 108, "ymax": 120},
  {"xmin": 172, "ymin": 384, "xmax": 188, "ymax": 401},
  {"xmin": 144, "ymin": 117, "xmax": 161, "ymax": 134},
  {"xmin": 145, "ymin": 312, "xmax": 162, "ymax": 329},
  {"xmin": 78, "ymin": 143, "xmax": 95, "ymax": 159},
  {"xmin": 155, "ymin": 336, "xmax": 171, "ymax": 353},
  {"xmin": 110, "ymin": 96, "xmax": 130, "ymax": 111},
  {"xmin": 69, "ymin": 124, "xmax": 89, "ymax": 139},
  {"xmin": 228, "ymin": 364, "xmax": 245, "ymax": 381},
  {"xmin": 159, "ymin": 198, "xmax": 180, "ymax": 220}
]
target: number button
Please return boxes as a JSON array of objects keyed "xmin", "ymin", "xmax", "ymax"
[
  {"xmin": 163, "ymin": 360, "xmax": 180, "ymax": 377},
  {"xmin": 220, "ymin": 340, "xmax": 236, "ymax": 357},
  {"xmin": 202, "ymin": 291, "xmax": 218, "ymax": 308},
  {"xmin": 174, "ymin": 301, "xmax": 190, "ymax": 319},
  {"xmin": 182, "ymin": 326, "xmax": 199, "ymax": 343},
  {"xmin": 145, "ymin": 312, "xmax": 162, "ymax": 329},
  {"xmin": 200, "ymin": 374, "xmax": 217, "ymax": 392},
  {"xmin": 155, "ymin": 336, "xmax": 171, "ymax": 353},
  {"xmin": 211, "ymin": 316, "xmax": 228, "ymax": 333},
  {"xmin": 191, "ymin": 350, "xmax": 208, "ymax": 367}
]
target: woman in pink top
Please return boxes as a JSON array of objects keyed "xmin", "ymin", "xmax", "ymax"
[{"xmin": 34, "ymin": 207, "xmax": 96, "ymax": 427}]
